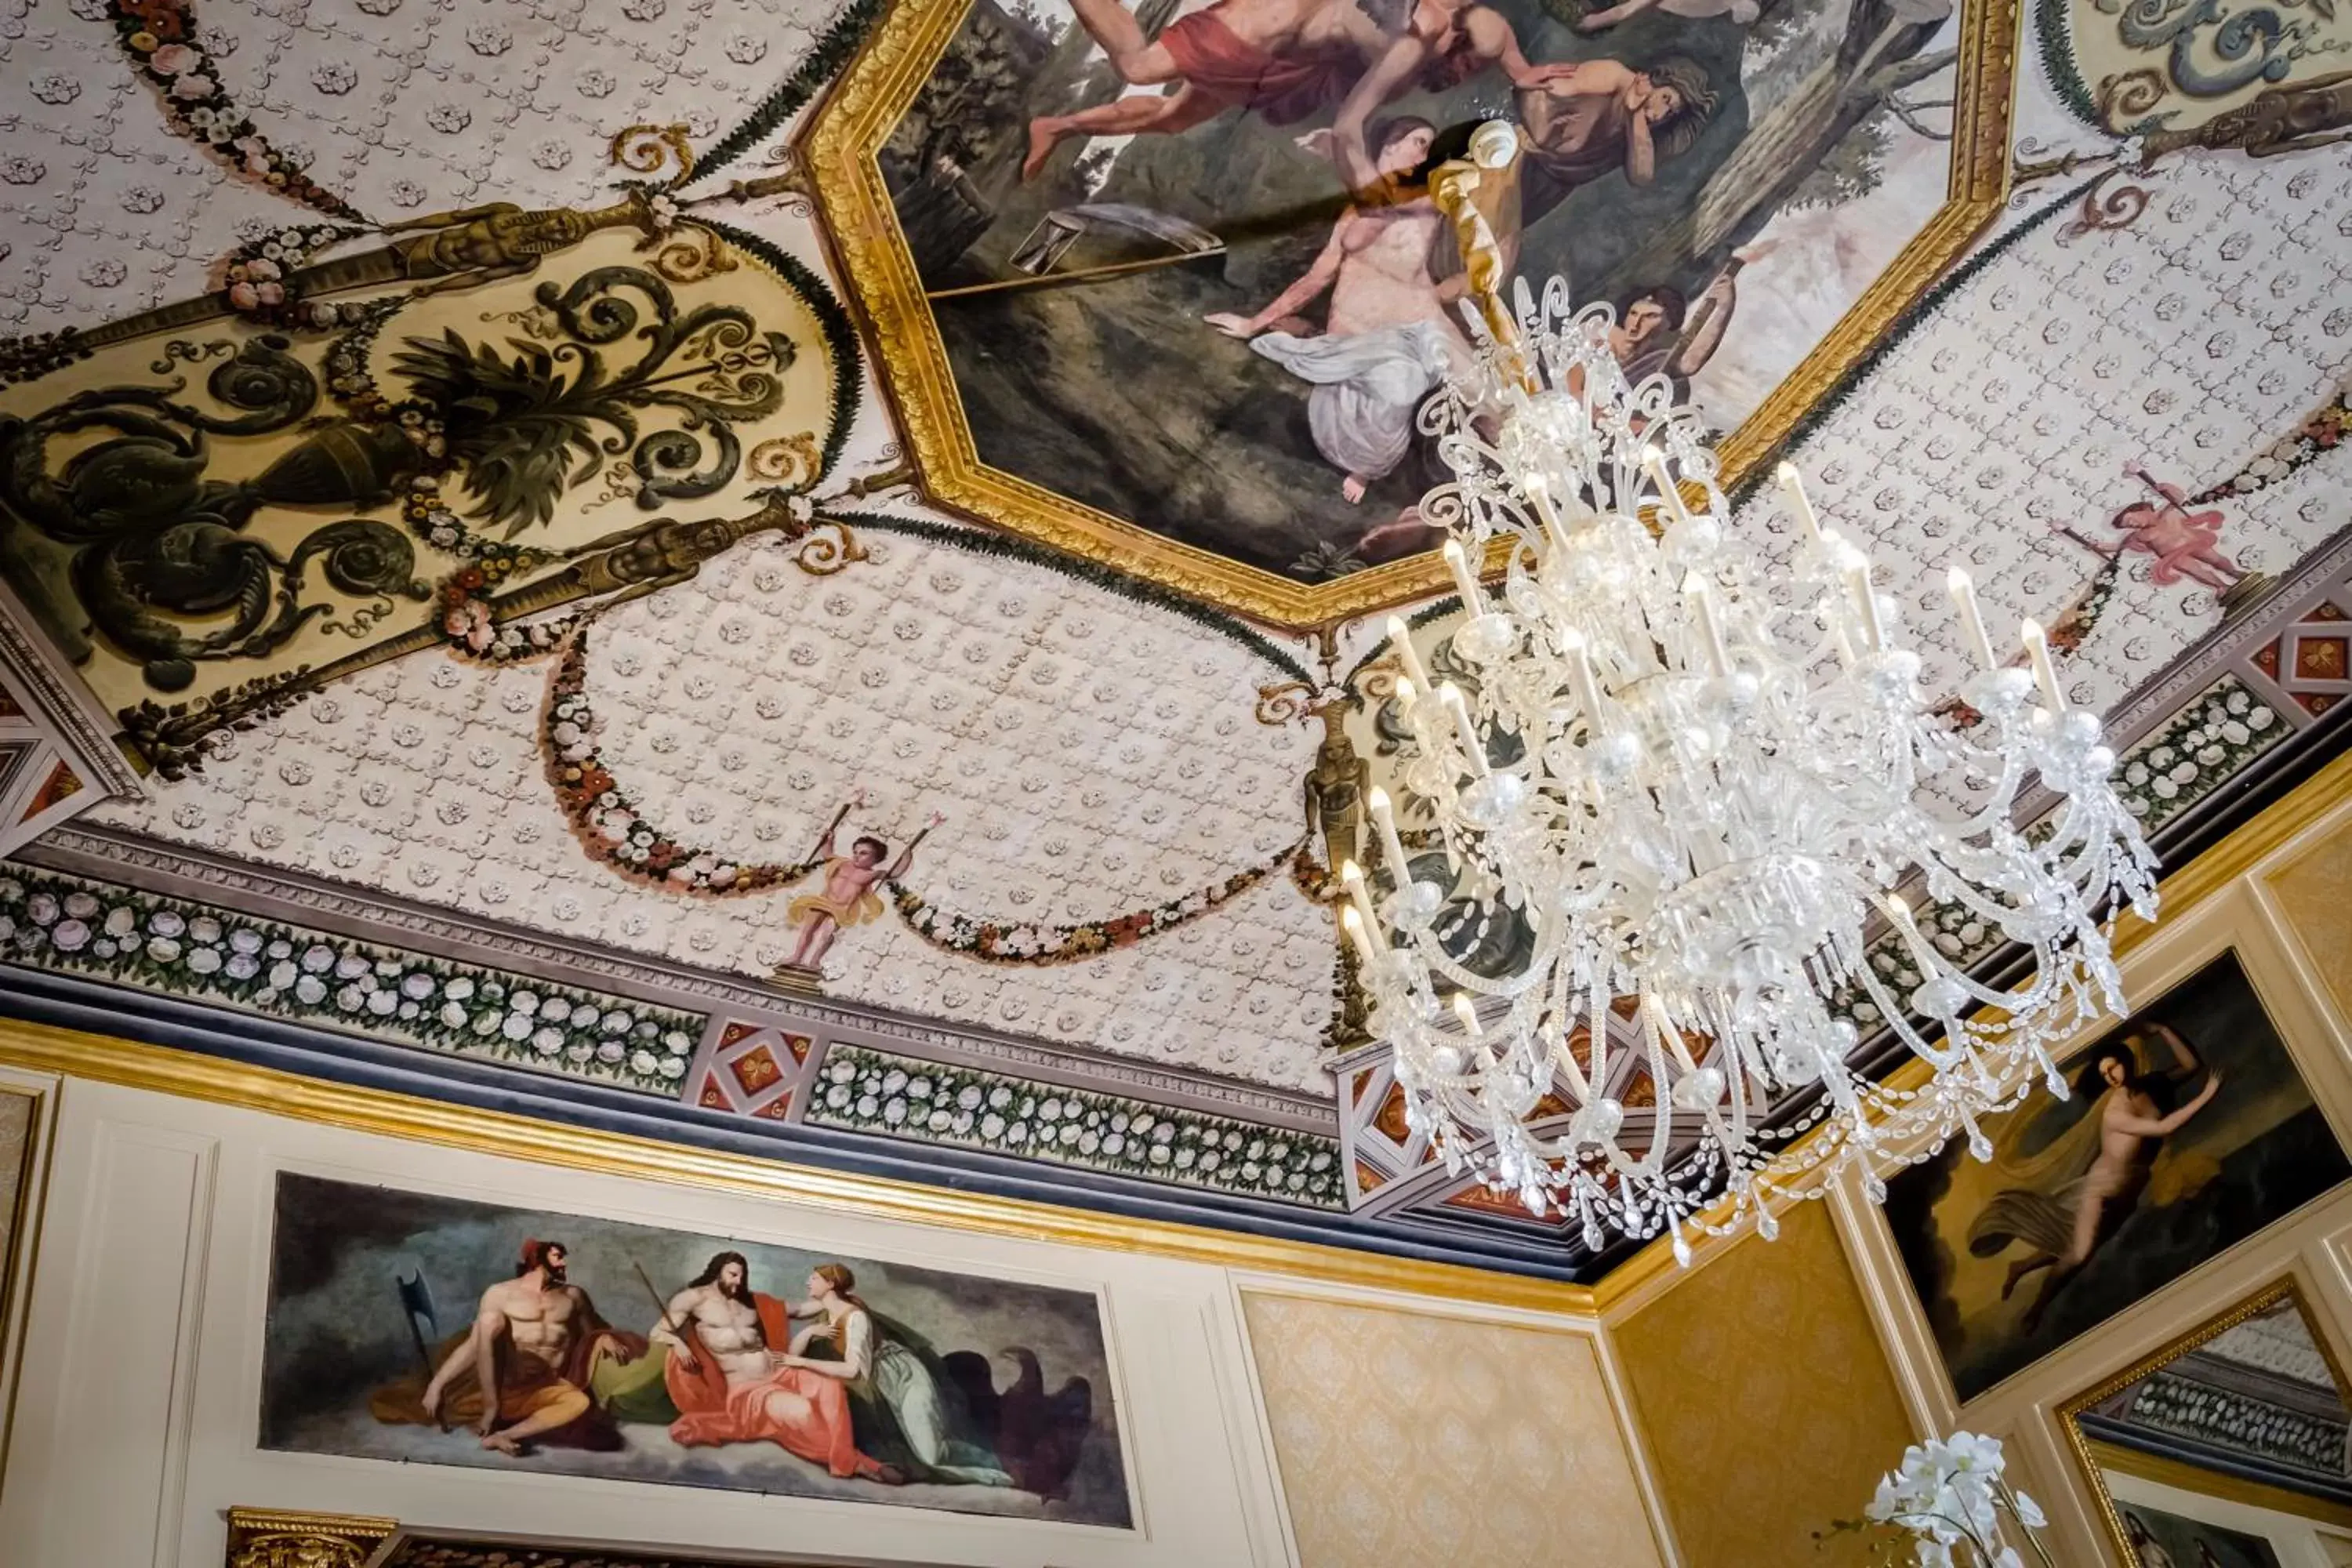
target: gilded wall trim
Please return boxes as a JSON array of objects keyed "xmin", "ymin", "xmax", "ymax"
[
  {"xmin": 2053, "ymin": 1279, "xmax": 2352, "ymax": 1563},
  {"xmin": 225, "ymin": 1509, "xmax": 396, "ymax": 1568},
  {"xmin": 0, "ymin": 1078, "xmax": 52, "ymax": 1517},
  {"xmin": 222, "ymin": 1508, "xmax": 930, "ymax": 1566}
]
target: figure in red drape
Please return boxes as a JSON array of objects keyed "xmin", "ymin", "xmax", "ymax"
[{"xmin": 657, "ymin": 1258, "xmax": 898, "ymax": 1484}]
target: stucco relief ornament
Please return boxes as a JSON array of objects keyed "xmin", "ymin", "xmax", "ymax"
[
  {"xmin": 228, "ymin": 1534, "xmax": 366, "ymax": 1568},
  {"xmin": 1347, "ymin": 129, "xmax": 2159, "ymax": 1258}
]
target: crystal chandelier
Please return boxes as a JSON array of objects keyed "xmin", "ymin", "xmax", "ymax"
[{"xmin": 1343, "ymin": 125, "xmax": 2159, "ymax": 1258}]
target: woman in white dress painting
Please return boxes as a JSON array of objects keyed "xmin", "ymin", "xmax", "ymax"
[
  {"xmin": 779, "ymin": 1263, "xmax": 1016, "ymax": 1487},
  {"xmin": 1204, "ymin": 117, "xmax": 1465, "ymax": 505}
]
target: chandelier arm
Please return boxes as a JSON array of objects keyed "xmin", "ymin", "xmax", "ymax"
[
  {"xmin": 1537, "ymin": 964, "xmax": 1595, "ymax": 1100},
  {"xmin": 1404, "ymin": 932, "xmax": 1554, "ymax": 1002},
  {"xmin": 1896, "ymin": 764, "xmax": 2033, "ymax": 847},
  {"xmin": 1851, "ymin": 960, "xmax": 1972, "ymax": 1073}
]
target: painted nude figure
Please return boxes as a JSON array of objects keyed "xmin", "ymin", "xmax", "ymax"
[
  {"xmin": 1515, "ymin": 56, "xmax": 1716, "ymax": 217},
  {"xmin": 1609, "ymin": 262, "xmax": 1744, "ymax": 397},
  {"xmin": 784, "ymin": 794, "xmax": 945, "ymax": 970},
  {"xmin": 418, "ymin": 1240, "xmax": 621, "ymax": 1454},
  {"xmin": 1981, "ymin": 1025, "xmax": 2223, "ymax": 1335},
  {"xmin": 1022, "ymin": 0, "xmax": 1396, "ymax": 180},
  {"xmin": 655, "ymin": 1250, "xmax": 899, "ymax": 1481},
  {"xmin": 654, "ymin": 1252, "xmax": 780, "ymax": 1385},
  {"xmin": 1206, "ymin": 118, "xmax": 1468, "ymax": 503},
  {"xmin": 1326, "ymin": 0, "xmax": 1575, "ymax": 191}
]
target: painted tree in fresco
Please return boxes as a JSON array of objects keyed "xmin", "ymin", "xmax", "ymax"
[
  {"xmin": 884, "ymin": 2, "xmax": 1041, "ymax": 177},
  {"xmin": 1613, "ymin": 0, "xmax": 1957, "ymax": 277}
]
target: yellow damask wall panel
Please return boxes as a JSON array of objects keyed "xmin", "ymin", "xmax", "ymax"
[
  {"xmin": 1614, "ymin": 1203, "xmax": 1915, "ymax": 1568},
  {"xmin": 1242, "ymin": 1291, "xmax": 1665, "ymax": 1568},
  {"xmin": 2267, "ymin": 825, "xmax": 2352, "ymax": 1023}
]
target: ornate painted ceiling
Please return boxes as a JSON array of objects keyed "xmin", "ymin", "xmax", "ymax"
[{"xmin": 0, "ymin": 0, "xmax": 2346, "ymax": 1278}]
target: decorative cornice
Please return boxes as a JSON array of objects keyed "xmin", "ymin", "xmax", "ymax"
[
  {"xmin": 0, "ymin": 864, "xmax": 704, "ymax": 1093},
  {"xmin": 0, "ymin": 586, "xmax": 141, "ymax": 798},
  {"xmin": 806, "ymin": 1043, "xmax": 1346, "ymax": 1209},
  {"xmin": 24, "ymin": 825, "xmax": 1333, "ymax": 1127}
]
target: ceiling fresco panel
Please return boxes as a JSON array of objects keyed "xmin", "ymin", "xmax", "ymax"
[{"xmin": 808, "ymin": 0, "xmax": 2017, "ymax": 624}]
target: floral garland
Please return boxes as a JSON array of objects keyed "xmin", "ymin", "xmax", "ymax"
[
  {"xmin": 108, "ymin": 0, "xmax": 363, "ymax": 219},
  {"xmin": 890, "ymin": 841, "xmax": 1300, "ymax": 965},
  {"xmin": 535, "ymin": 623, "xmax": 1303, "ymax": 945},
  {"xmin": 437, "ymin": 566, "xmax": 586, "ymax": 663},
  {"xmin": 2194, "ymin": 379, "xmax": 2352, "ymax": 504},
  {"xmin": 220, "ymin": 222, "xmax": 366, "ymax": 328},
  {"xmin": 544, "ymin": 631, "xmax": 822, "ymax": 894},
  {"xmin": 415, "ymin": 484, "xmax": 561, "ymax": 583}
]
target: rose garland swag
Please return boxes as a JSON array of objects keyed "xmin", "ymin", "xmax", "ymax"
[
  {"xmin": 543, "ymin": 630, "xmax": 822, "ymax": 895},
  {"xmin": 889, "ymin": 841, "xmax": 1301, "ymax": 965},
  {"xmin": 107, "ymin": 0, "xmax": 361, "ymax": 218},
  {"xmin": 440, "ymin": 561, "xmax": 1305, "ymax": 953}
]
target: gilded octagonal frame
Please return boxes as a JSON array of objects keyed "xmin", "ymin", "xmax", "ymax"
[{"xmin": 803, "ymin": 0, "xmax": 2021, "ymax": 630}]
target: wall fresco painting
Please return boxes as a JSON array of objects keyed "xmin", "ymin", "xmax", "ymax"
[
  {"xmin": 1883, "ymin": 953, "xmax": 2352, "ymax": 1404},
  {"xmin": 815, "ymin": 0, "xmax": 2010, "ymax": 614},
  {"xmin": 260, "ymin": 1173, "xmax": 1133, "ymax": 1526}
]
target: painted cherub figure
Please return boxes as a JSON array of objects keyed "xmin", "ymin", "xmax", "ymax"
[
  {"xmin": 783, "ymin": 793, "xmax": 946, "ymax": 971},
  {"xmin": 2061, "ymin": 467, "xmax": 2243, "ymax": 593}
]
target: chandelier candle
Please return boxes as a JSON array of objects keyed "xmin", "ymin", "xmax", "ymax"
[
  {"xmin": 1947, "ymin": 566, "xmax": 1998, "ymax": 671},
  {"xmin": 1367, "ymin": 787, "xmax": 1415, "ymax": 884},
  {"xmin": 1348, "ymin": 125, "xmax": 2161, "ymax": 1255},
  {"xmin": 2021, "ymin": 618, "xmax": 2067, "ymax": 713},
  {"xmin": 1387, "ymin": 615, "xmax": 1435, "ymax": 694}
]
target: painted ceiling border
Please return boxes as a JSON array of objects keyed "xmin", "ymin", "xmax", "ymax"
[{"xmin": 15, "ymin": 823, "xmax": 1330, "ymax": 1127}]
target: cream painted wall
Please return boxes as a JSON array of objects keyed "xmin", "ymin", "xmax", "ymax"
[{"xmin": 0, "ymin": 1069, "xmax": 1676, "ymax": 1568}]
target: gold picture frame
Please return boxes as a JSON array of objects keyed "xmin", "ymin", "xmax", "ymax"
[
  {"xmin": 0, "ymin": 1081, "xmax": 49, "ymax": 1497},
  {"xmin": 2056, "ymin": 1278, "xmax": 2352, "ymax": 1563},
  {"xmin": 801, "ymin": 0, "xmax": 2020, "ymax": 629},
  {"xmin": 220, "ymin": 1507, "xmax": 952, "ymax": 1566}
]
